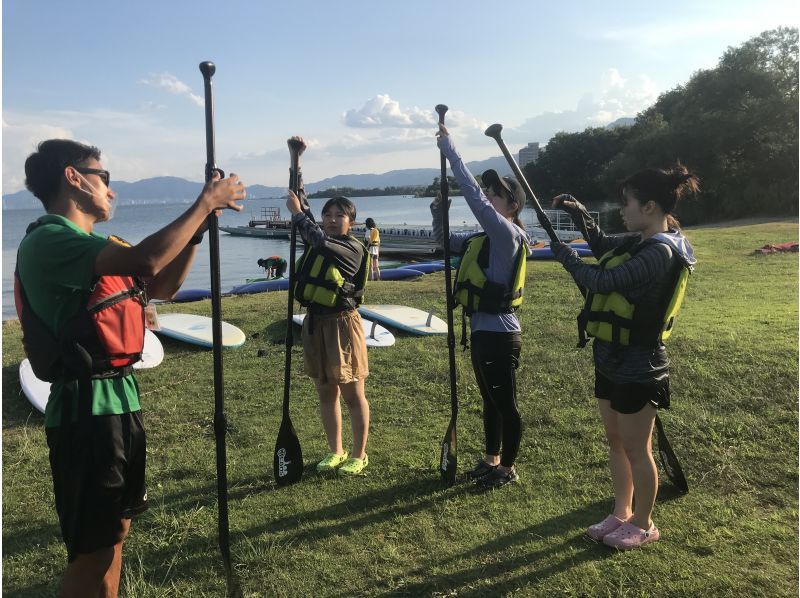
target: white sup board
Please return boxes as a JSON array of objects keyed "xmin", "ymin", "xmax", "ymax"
[
  {"xmin": 358, "ymin": 304, "xmax": 447, "ymax": 336},
  {"xmin": 19, "ymin": 330, "xmax": 165, "ymax": 414},
  {"xmin": 155, "ymin": 313, "xmax": 246, "ymax": 348},
  {"xmin": 19, "ymin": 359, "xmax": 51, "ymax": 414},
  {"xmin": 134, "ymin": 329, "xmax": 165, "ymax": 369},
  {"xmin": 292, "ymin": 313, "xmax": 395, "ymax": 348}
]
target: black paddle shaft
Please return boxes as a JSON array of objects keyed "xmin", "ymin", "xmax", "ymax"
[
  {"xmin": 484, "ymin": 124, "xmax": 561, "ymax": 245},
  {"xmin": 200, "ymin": 61, "xmax": 239, "ymax": 593},
  {"xmin": 283, "ymin": 142, "xmax": 303, "ymax": 417},
  {"xmin": 283, "ymin": 146, "xmax": 300, "ymax": 418},
  {"xmin": 437, "ymin": 104, "xmax": 458, "ymax": 486},
  {"xmin": 273, "ymin": 139, "xmax": 305, "ymax": 487}
]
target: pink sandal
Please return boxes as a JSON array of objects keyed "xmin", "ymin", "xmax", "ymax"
[
  {"xmin": 586, "ymin": 514, "xmax": 627, "ymax": 541},
  {"xmin": 602, "ymin": 521, "xmax": 660, "ymax": 550}
]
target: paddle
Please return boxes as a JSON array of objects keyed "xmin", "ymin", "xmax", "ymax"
[
  {"xmin": 436, "ymin": 104, "xmax": 458, "ymax": 486},
  {"xmin": 200, "ymin": 60, "xmax": 242, "ymax": 598},
  {"xmin": 273, "ymin": 138, "xmax": 305, "ymax": 486},
  {"xmin": 485, "ymin": 122, "xmax": 689, "ymax": 493},
  {"xmin": 484, "ymin": 123, "xmax": 561, "ymax": 244},
  {"xmin": 655, "ymin": 415, "xmax": 689, "ymax": 493}
]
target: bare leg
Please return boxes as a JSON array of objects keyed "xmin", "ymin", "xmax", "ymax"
[
  {"xmin": 339, "ymin": 379, "xmax": 369, "ymax": 459},
  {"xmin": 315, "ymin": 380, "xmax": 344, "ymax": 455},
  {"xmin": 597, "ymin": 400, "xmax": 634, "ymax": 521},
  {"xmin": 618, "ymin": 404, "xmax": 658, "ymax": 529},
  {"xmin": 60, "ymin": 519, "xmax": 129, "ymax": 598}
]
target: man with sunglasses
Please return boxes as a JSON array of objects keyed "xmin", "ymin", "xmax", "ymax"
[{"xmin": 16, "ymin": 139, "xmax": 246, "ymax": 596}]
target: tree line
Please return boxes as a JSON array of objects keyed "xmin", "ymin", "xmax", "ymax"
[
  {"xmin": 523, "ymin": 27, "xmax": 798, "ymax": 225},
  {"xmin": 308, "ymin": 185, "xmax": 426, "ymax": 198}
]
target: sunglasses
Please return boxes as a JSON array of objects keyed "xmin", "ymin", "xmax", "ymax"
[{"xmin": 74, "ymin": 167, "xmax": 110, "ymax": 187}]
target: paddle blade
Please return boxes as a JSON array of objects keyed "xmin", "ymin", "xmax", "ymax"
[
  {"xmin": 274, "ymin": 414, "xmax": 303, "ymax": 486},
  {"xmin": 654, "ymin": 416, "xmax": 688, "ymax": 494},
  {"xmin": 439, "ymin": 419, "xmax": 457, "ymax": 486}
]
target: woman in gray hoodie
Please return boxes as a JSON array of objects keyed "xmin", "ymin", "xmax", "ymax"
[{"xmin": 550, "ymin": 165, "xmax": 699, "ymax": 549}]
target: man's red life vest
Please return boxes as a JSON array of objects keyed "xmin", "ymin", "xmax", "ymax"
[{"xmin": 15, "ymin": 227, "xmax": 146, "ymax": 382}]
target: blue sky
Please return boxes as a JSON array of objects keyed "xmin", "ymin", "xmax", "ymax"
[{"xmin": 2, "ymin": 0, "xmax": 797, "ymax": 194}]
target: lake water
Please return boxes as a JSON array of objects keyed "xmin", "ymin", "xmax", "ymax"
[{"xmin": 3, "ymin": 195, "xmax": 530, "ymax": 320}]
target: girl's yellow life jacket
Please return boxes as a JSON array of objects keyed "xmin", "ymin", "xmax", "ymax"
[
  {"xmin": 580, "ymin": 240, "xmax": 689, "ymax": 347},
  {"xmin": 453, "ymin": 233, "xmax": 526, "ymax": 315},
  {"xmin": 294, "ymin": 239, "xmax": 370, "ymax": 308}
]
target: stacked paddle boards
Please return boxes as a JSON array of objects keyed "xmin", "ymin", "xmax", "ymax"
[
  {"xmin": 292, "ymin": 313, "xmax": 395, "ymax": 348},
  {"xmin": 19, "ymin": 329, "xmax": 165, "ymax": 414}
]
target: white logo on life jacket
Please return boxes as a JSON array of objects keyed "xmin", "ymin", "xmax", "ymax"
[{"xmin": 277, "ymin": 447, "xmax": 291, "ymax": 477}]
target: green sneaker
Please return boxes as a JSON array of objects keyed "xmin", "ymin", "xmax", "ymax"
[
  {"xmin": 317, "ymin": 451, "xmax": 349, "ymax": 472},
  {"xmin": 338, "ymin": 454, "xmax": 369, "ymax": 476}
]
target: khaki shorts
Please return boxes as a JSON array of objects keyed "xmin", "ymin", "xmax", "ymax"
[{"xmin": 302, "ymin": 309, "xmax": 369, "ymax": 385}]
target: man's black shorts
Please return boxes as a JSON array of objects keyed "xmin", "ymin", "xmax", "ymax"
[
  {"xmin": 46, "ymin": 411, "xmax": 148, "ymax": 562},
  {"xmin": 594, "ymin": 371, "xmax": 670, "ymax": 414}
]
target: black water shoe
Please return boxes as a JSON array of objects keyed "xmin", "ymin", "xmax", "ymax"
[
  {"xmin": 465, "ymin": 460, "xmax": 498, "ymax": 481},
  {"xmin": 477, "ymin": 466, "xmax": 519, "ymax": 490}
]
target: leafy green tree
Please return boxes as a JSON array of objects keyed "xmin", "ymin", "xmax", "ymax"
[{"xmin": 527, "ymin": 27, "xmax": 797, "ymax": 225}]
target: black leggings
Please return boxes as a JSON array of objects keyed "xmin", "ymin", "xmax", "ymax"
[{"xmin": 470, "ymin": 331, "xmax": 522, "ymax": 467}]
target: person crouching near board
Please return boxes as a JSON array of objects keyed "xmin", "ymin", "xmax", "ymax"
[
  {"xmin": 285, "ymin": 137, "xmax": 371, "ymax": 476},
  {"xmin": 548, "ymin": 165, "xmax": 699, "ymax": 549},
  {"xmin": 432, "ymin": 124, "xmax": 532, "ymax": 490},
  {"xmin": 16, "ymin": 139, "xmax": 246, "ymax": 595}
]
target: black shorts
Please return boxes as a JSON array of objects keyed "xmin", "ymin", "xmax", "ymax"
[
  {"xmin": 594, "ymin": 371, "xmax": 670, "ymax": 414},
  {"xmin": 46, "ymin": 411, "xmax": 148, "ymax": 562}
]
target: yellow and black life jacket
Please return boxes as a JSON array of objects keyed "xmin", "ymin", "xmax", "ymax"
[
  {"xmin": 294, "ymin": 238, "xmax": 370, "ymax": 309},
  {"xmin": 453, "ymin": 233, "xmax": 526, "ymax": 316},
  {"xmin": 15, "ymin": 226, "xmax": 147, "ymax": 382},
  {"xmin": 368, "ymin": 227, "xmax": 380, "ymax": 247},
  {"xmin": 578, "ymin": 238, "xmax": 689, "ymax": 348}
]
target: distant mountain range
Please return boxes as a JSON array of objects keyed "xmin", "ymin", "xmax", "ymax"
[{"xmin": 2, "ymin": 156, "xmax": 513, "ymax": 210}]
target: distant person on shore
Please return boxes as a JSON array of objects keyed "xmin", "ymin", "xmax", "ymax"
[
  {"xmin": 257, "ymin": 255, "xmax": 287, "ymax": 279},
  {"xmin": 364, "ymin": 217, "xmax": 381, "ymax": 280},
  {"xmin": 284, "ymin": 136, "xmax": 371, "ymax": 476},
  {"xmin": 15, "ymin": 139, "xmax": 246, "ymax": 595},
  {"xmin": 549, "ymin": 165, "xmax": 698, "ymax": 549},
  {"xmin": 432, "ymin": 124, "xmax": 532, "ymax": 490}
]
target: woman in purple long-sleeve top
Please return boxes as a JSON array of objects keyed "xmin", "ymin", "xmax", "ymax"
[{"xmin": 432, "ymin": 124, "xmax": 531, "ymax": 489}]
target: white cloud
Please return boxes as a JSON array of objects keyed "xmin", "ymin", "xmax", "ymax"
[
  {"xmin": 343, "ymin": 94, "xmax": 435, "ymax": 128},
  {"xmin": 503, "ymin": 68, "xmax": 658, "ymax": 145},
  {"xmin": 140, "ymin": 72, "xmax": 204, "ymax": 107},
  {"xmin": 2, "ymin": 108, "xmax": 202, "ymax": 193},
  {"xmin": 2, "ymin": 118, "xmax": 74, "ymax": 194}
]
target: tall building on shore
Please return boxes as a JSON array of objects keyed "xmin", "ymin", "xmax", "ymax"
[{"xmin": 518, "ymin": 142, "xmax": 540, "ymax": 168}]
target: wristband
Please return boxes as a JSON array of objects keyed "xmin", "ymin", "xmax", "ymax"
[{"xmin": 188, "ymin": 234, "xmax": 204, "ymax": 246}]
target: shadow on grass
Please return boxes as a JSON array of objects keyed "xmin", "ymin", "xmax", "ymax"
[
  {"xmin": 2, "ymin": 521, "xmax": 61, "ymax": 558},
  {"xmin": 376, "ymin": 498, "xmax": 619, "ymax": 597},
  {"xmin": 261, "ymin": 318, "xmax": 297, "ymax": 345}
]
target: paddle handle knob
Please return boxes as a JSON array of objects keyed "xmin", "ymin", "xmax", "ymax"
[
  {"xmin": 199, "ymin": 61, "xmax": 216, "ymax": 80},
  {"xmin": 484, "ymin": 123, "xmax": 503, "ymax": 141}
]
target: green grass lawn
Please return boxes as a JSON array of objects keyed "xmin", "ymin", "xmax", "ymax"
[{"xmin": 3, "ymin": 219, "xmax": 798, "ymax": 597}]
